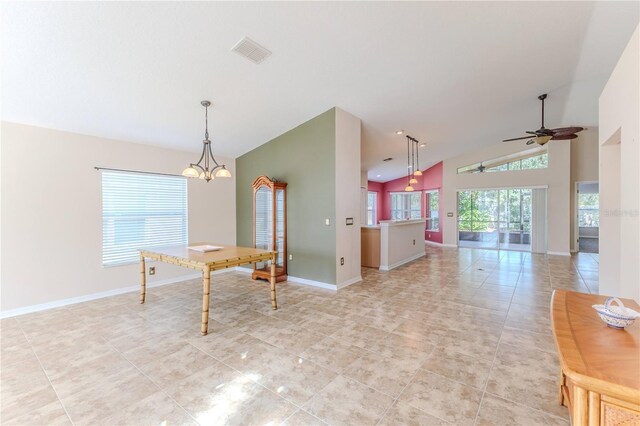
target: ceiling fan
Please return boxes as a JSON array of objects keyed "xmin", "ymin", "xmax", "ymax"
[
  {"xmin": 469, "ymin": 162, "xmax": 486, "ymax": 173},
  {"xmin": 502, "ymin": 94, "xmax": 584, "ymax": 146}
]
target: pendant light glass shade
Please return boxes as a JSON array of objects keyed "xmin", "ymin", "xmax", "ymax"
[
  {"xmin": 404, "ymin": 185, "xmax": 414, "ymax": 192},
  {"xmin": 414, "ymin": 170, "xmax": 423, "ymax": 176},
  {"xmin": 409, "ymin": 177, "xmax": 418, "ymax": 184}
]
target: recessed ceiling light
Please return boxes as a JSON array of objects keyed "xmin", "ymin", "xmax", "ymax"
[
  {"xmin": 383, "ymin": 157, "xmax": 393, "ymax": 162},
  {"xmin": 395, "ymin": 130, "xmax": 404, "ymax": 135},
  {"xmin": 420, "ymin": 143, "xmax": 426, "ymax": 147},
  {"xmin": 376, "ymin": 174, "xmax": 381, "ymax": 177}
]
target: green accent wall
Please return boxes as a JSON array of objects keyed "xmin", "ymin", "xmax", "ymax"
[{"xmin": 236, "ymin": 108, "xmax": 337, "ymax": 284}]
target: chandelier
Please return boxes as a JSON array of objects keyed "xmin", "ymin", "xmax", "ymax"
[
  {"xmin": 404, "ymin": 135, "xmax": 422, "ymax": 192},
  {"xmin": 182, "ymin": 101, "xmax": 231, "ymax": 182}
]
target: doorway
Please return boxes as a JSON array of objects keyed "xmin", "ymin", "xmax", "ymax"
[
  {"xmin": 457, "ymin": 189, "xmax": 532, "ymax": 251},
  {"xmin": 577, "ymin": 182, "xmax": 599, "ymax": 253}
]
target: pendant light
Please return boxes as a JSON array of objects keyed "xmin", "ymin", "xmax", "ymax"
[
  {"xmin": 182, "ymin": 101, "xmax": 231, "ymax": 182},
  {"xmin": 404, "ymin": 136, "xmax": 414, "ymax": 192},
  {"xmin": 409, "ymin": 140, "xmax": 418, "ymax": 184},
  {"xmin": 414, "ymin": 137, "xmax": 423, "ymax": 176}
]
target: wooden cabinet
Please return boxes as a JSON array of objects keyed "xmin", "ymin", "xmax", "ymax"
[
  {"xmin": 252, "ymin": 176, "xmax": 287, "ymax": 282},
  {"xmin": 361, "ymin": 226, "xmax": 380, "ymax": 268},
  {"xmin": 551, "ymin": 290, "xmax": 640, "ymax": 425}
]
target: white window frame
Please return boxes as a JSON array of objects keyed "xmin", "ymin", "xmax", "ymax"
[
  {"xmin": 425, "ymin": 189, "xmax": 440, "ymax": 231},
  {"xmin": 390, "ymin": 192, "xmax": 422, "ymax": 220},
  {"xmin": 101, "ymin": 170, "xmax": 188, "ymax": 267},
  {"xmin": 367, "ymin": 191, "xmax": 377, "ymax": 225}
]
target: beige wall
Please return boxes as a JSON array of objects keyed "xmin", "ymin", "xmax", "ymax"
[
  {"xmin": 598, "ymin": 25, "xmax": 639, "ymax": 302},
  {"xmin": 442, "ymin": 138, "xmax": 572, "ymax": 254},
  {"xmin": 335, "ymin": 108, "xmax": 362, "ymax": 287},
  {"xmin": 1, "ymin": 122, "xmax": 236, "ymax": 313},
  {"xmin": 570, "ymin": 129, "xmax": 599, "ymax": 251}
]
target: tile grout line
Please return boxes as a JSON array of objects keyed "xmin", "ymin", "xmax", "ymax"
[
  {"xmin": 186, "ymin": 338, "xmax": 326, "ymax": 423},
  {"xmin": 18, "ymin": 326, "xmax": 76, "ymax": 426},
  {"xmin": 471, "ymin": 258, "xmax": 520, "ymax": 425},
  {"xmin": 104, "ymin": 336, "xmax": 201, "ymax": 425}
]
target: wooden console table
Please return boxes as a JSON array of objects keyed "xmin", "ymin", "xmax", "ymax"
[
  {"xmin": 551, "ymin": 290, "xmax": 640, "ymax": 425},
  {"xmin": 139, "ymin": 244, "xmax": 277, "ymax": 335}
]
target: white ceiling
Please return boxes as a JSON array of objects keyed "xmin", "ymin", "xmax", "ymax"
[{"xmin": 2, "ymin": 2, "xmax": 638, "ymax": 181}]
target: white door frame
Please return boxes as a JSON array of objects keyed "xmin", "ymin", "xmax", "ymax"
[{"xmin": 574, "ymin": 180, "xmax": 599, "ymax": 253}]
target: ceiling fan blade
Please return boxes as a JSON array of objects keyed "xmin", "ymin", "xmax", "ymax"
[
  {"xmin": 503, "ymin": 136, "xmax": 533, "ymax": 142},
  {"xmin": 551, "ymin": 126, "xmax": 584, "ymax": 135},
  {"xmin": 525, "ymin": 131, "xmax": 538, "ymax": 135},
  {"xmin": 526, "ymin": 139, "xmax": 536, "ymax": 145},
  {"xmin": 551, "ymin": 133, "xmax": 578, "ymax": 140}
]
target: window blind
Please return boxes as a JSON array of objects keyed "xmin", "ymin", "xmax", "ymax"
[{"xmin": 101, "ymin": 170, "xmax": 188, "ymax": 266}]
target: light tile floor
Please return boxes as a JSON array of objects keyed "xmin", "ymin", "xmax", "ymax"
[{"xmin": 1, "ymin": 247, "xmax": 599, "ymax": 425}]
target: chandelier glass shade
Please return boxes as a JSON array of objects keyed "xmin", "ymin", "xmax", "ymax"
[{"xmin": 182, "ymin": 100, "xmax": 231, "ymax": 182}]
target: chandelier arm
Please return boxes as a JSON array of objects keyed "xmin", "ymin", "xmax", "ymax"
[
  {"xmin": 208, "ymin": 143, "xmax": 221, "ymax": 168},
  {"xmin": 193, "ymin": 146, "xmax": 206, "ymax": 168},
  {"xmin": 191, "ymin": 163, "xmax": 205, "ymax": 172}
]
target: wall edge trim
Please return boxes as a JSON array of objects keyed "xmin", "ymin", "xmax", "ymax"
[
  {"xmin": 0, "ymin": 272, "xmax": 225, "ymax": 318},
  {"xmin": 547, "ymin": 251, "xmax": 572, "ymax": 256},
  {"xmin": 235, "ymin": 267, "xmax": 338, "ymax": 291},
  {"xmin": 380, "ymin": 252, "xmax": 425, "ymax": 271}
]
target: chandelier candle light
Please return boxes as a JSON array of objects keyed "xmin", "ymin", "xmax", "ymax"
[
  {"xmin": 182, "ymin": 101, "xmax": 232, "ymax": 182},
  {"xmin": 404, "ymin": 135, "xmax": 422, "ymax": 192}
]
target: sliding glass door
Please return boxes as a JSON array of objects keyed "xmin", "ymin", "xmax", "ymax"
[{"xmin": 458, "ymin": 189, "xmax": 532, "ymax": 251}]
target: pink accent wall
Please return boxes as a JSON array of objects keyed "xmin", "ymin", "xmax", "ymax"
[
  {"xmin": 367, "ymin": 181, "xmax": 384, "ymax": 224},
  {"xmin": 367, "ymin": 161, "xmax": 443, "ymax": 243}
]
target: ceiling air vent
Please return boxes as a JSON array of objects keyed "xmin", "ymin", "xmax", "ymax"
[{"xmin": 231, "ymin": 37, "xmax": 272, "ymax": 64}]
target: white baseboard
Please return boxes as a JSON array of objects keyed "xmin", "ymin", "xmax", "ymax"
[
  {"xmin": 287, "ymin": 276, "xmax": 337, "ymax": 291},
  {"xmin": 380, "ymin": 252, "xmax": 425, "ymax": 271},
  {"xmin": 424, "ymin": 240, "xmax": 456, "ymax": 248},
  {"xmin": 234, "ymin": 266, "xmax": 338, "ymax": 290},
  {"xmin": 547, "ymin": 251, "xmax": 571, "ymax": 256},
  {"xmin": 0, "ymin": 272, "xmax": 216, "ymax": 319},
  {"xmin": 336, "ymin": 275, "xmax": 362, "ymax": 289}
]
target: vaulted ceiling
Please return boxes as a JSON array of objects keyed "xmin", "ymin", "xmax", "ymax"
[{"xmin": 2, "ymin": 2, "xmax": 638, "ymax": 181}]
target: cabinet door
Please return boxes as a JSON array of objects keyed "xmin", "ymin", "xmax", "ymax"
[
  {"xmin": 255, "ymin": 186, "xmax": 273, "ymax": 269},
  {"xmin": 275, "ymin": 188, "xmax": 285, "ymax": 268}
]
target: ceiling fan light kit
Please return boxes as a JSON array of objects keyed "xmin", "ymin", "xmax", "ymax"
[
  {"xmin": 182, "ymin": 100, "xmax": 232, "ymax": 182},
  {"xmin": 503, "ymin": 93, "xmax": 584, "ymax": 146}
]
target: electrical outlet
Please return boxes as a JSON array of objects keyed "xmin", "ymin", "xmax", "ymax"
[
  {"xmin": 325, "ymin": 218, "xmax": 330, "ymax": 226},
  {"xmin": 340, "ymin": 257, "xmax": 344, "ymax": 266},
  {"xmin": 149, "ymin": 266, "xmax": 156, "ymax": 275},
  {"xmin": 289, "ymin": 254, "xmax": 293, "ymax": 261},
  {"xmin": 413, "ymin": 239, "xmax": 416, "ymax": 245}
]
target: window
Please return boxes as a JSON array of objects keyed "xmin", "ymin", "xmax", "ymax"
[
  {"xmin": 486, "ymin": 152, "xmax": 548, "ymax": 172},
  {"xmin": 102, "ymin": 171, "xmax": 188, "ymax": 266},
  {"xmin": 390, "ymin": 192, "xmax": 421, "ymax": 220},
  {"xmin": 578, "ymin": 192, "xmax": 599, "ymax": 227},
  {"xmin": 425, "ymin": 190, "xmax": 440, "ymax": 231},
  {"xmin": 457, "ymin": 146, "xmax": 548, "ymax": 174},
  {"xmin": 367, "ymin": 191, "xmax": 377, "ymax": 225}
]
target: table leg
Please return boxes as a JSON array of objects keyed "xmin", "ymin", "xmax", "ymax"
[
  {"xmin": 270, "ymin": 255, "xmax": 278, "ymax": 310},
  {"xmin": 201, "ymin": 266, "xmax": 211, "ymax": 336},
  {"xmin": 139, "ymin": 255, "xmax": 146, "ymax": 304}
]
